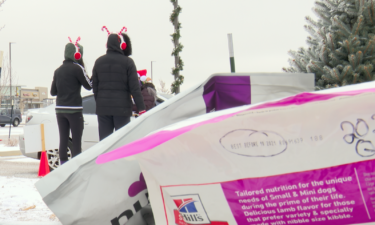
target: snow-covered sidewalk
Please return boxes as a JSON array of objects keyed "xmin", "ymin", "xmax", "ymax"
[{"xmin": 0, "ymin": 156, "xmax": 61, "ymax": 224}]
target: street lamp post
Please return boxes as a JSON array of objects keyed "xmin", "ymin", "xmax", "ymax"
[
  {"xmin": 227, "ymin": 33, "xmax": 236, "ymax": 73},
  {"xmin": 151, "ymin": 61, "xmax": 156, "ymax": 83},
  {"xmin": 8, "ymin": 42, "xmax": 15, "ymax": 139}
]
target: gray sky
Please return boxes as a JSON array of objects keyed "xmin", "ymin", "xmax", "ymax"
[{"xmin": 0, "ymin": 0, "xmax": 316, "ymax": 95}]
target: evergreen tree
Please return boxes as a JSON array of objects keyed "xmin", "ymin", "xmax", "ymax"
[{"xmin": 283, "ymin": 0, "xmax": 375, "ymax": 90}]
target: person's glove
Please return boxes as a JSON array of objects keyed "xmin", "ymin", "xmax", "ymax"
[{"xmin": 138, "ymin": 110, "xmax": 146, "ymax": 116}]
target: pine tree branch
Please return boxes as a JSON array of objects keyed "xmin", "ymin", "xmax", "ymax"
[
  {"xmin": 322, "ymin": 0, "xmax": 338, "ymax": 11},
  {"xmin": 353, "ymin": 15, "xmax": 364, "ymax": 35},
  {"xmin": 309, "ymin": 47, "xmax": 320, "ymax": 59},
  {"xmin": 345, "ymin": 6, "xmax": 358, "ymax": 16},
  {"xmin": 352, "ymin": 73, "xmax": 359, "ymax": 83},
  {"xmin": 311, "ymin": 61, "xmax": 325, "ymax": 73},
  {"xmin": 315, "ymin": 1, "xmax": 330, "ymax": 12},
  {"xmin": 305, "ymin": 16, "xmax": 320, "ymax": 28},
  {"xmin": 349, "ymin": 54, "xmax": 357, "ymax": 68},
  {"xmin": 367, "ymin": 6, "xmax": 374, "ymax": 25},
  {"xmin": 320, "ymin": 45, "xmax": 330, "ymax": 65},
  {"xmin": 332, "ymin": 16, "xmax": 351, "ymax": 36},
  {"xmin": 363, "ymin": 36, "xmax": 375, "ymax": 54},
  {"xmin": 330, "ymin": 52, "xmax": 342, "ymax": 66},
  {"xmin": 327, "ymin": 33, "xmax": 335, "ymax": 50},
  {"xmin": 316, "ymin": 29, "xmax": 327, "ymax": 41},
  {"xmin": 355, "ymin": 0, "xmax": 360, "ymax": 13},
  {"xmin": 364, "ymin": 65, "xmax": 373, "ymax": 80},
  {"xmin": 345, "ymin": 40, "xmax": 352, "ymax": 54},
  {"xmin": 291, "ymin": 59, "xmax": 305, "ymax": 72},
  {"xmin": 313, "ymin": 8, "xmax": 332, "ymax": 24},
  {"xmin": 306, "ymin": 36, "xmax": 319, "ymax": 46},
  {"xmin": 356, "ymin": 50, "xmax": 363, "ymax": 65},
  {"xmin": 341, "ymin": 65, "xmax": 351, "ymax": 81},
  {"xmin": 363, "ymin": 55, "xmax": 375, "ymax": 61}
]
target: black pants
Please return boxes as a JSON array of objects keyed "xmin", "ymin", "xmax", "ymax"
[
  {"xmin": 56, "ymin": 112, "xmax": 84, "ymax": 161},
  {"xmin": 98, "ymin": 115, "xmax": 130, "ymax": 141}
]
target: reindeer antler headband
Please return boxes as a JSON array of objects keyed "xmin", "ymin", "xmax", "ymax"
[
  {"xmin": 102, "ymin": 26, "xmax": 128, "ymax": 50},
  {"xmin": 68, "ymin": 37, "xmax": 82, "ymax": 60}
]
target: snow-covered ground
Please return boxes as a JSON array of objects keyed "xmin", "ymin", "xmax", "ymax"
[
  {"xmin": 0, "ymin": 156, "xmax": 60, "ymax": 224},
  {"xmin": 4, "ymin": 157, "xmax": 38, "ymax": 163},
  {"xmin": 0, "ymin": 126, "xmax": 23, "ymax": 153},
  {"xmin": 0, "ymin": 144, "xmax": 19, "ymax": 152},
  {"xmin": 0, "ymin": 177, "xmax": 59, "ymax": 222},
  {"xmin": 0, "ymin": 126, "xmax": 23, "ymax": 136}
]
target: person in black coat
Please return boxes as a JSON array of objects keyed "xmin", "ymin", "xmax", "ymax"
[
  {"xmin": 92, "ymin": 30, "xmax": 145, "ymax": 141},
  {"xmin": 51, "ymin": 37, "xmax": 92, "ymax": 165},
  {"xmin": 133, "ymin": 82, "xmax": 157, "ymax": 113}
]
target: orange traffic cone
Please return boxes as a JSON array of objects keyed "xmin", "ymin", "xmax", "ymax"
[
  {"xmin": 38, "ymin": 151, "xmax": 50, "ymax": 177},
  {"xmin": 38, "ymin": 124, "xmax": 50, "ymax": 177}
]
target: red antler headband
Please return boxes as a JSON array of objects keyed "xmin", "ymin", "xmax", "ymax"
[
  {"xmin": 68, "ymin": 36, "xmax": 82, "ymax": 60},
  {"xmin": 101, "ymin": 26, "xmax": 128, "ymax": 50}
]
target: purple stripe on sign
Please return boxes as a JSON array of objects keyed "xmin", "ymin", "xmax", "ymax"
[
  {"xmin": 203, "ymin": 76, "xmax": 251, "ymax": 113},
  {"xmin": 221, "ymin": 159, "xmax": 375, "ymax": 225}
]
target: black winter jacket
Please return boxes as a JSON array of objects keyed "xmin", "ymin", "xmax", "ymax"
[
  {"xmin": 132, "ymin": 86, "xmax": 156, "ymax": 113},
  {"xmin": 92, "ymin": 34, "xmax": 145, "ymax": 116},
  {"xmin": 51, "ymin": 60, "xmax": 92, "ymax": 110}
]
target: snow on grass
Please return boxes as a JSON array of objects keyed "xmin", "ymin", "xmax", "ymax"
[{"xmin": 0, "ymin": 176, "xmax": 59, "ymax": 222}]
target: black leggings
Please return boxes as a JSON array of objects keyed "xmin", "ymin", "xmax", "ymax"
[{"xmin": 56, "ymin": 112, "xmax": 84, "ymax": 161}]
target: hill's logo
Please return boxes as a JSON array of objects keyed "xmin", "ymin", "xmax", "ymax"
[
  {"xmin": 173, "ymin": 194, "xmax": 210, "ymax": 224},
  {"xmin": 174, "ymin": 198, "xmax": 198, "ymax": 213},
  {"xmin": 172, "ymin": 194, "xmax": 228, "ymax": 225}
]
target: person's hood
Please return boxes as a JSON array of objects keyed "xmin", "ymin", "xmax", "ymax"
[
  {"xmin": 107, "ymin": 34, "xmax": 124, "ymax": 55},
  {"xmin": 64, "ymin": 43, "xmax": 83, "ymax": 63}
]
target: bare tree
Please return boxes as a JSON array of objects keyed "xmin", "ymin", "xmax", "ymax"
[
  {"xmin": 157, "ymin": 79, "xmax": 171, "ymax": 94},
  {"xmin": 0, "ymin": 54, "xmax": 19, "ymax": 107},
  {"xmin": 0, "ymin": 0, "xmax": 6, "ymax": 32}
]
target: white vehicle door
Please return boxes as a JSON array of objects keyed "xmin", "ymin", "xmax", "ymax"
[{"xmin": 81, "ymin": 95, "xmax": 99, "ymax": 151}]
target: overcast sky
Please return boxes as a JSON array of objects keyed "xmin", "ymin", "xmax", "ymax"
[{"xmin": 0, "ymin": 0, "xmax": 316, "ymax": 96}]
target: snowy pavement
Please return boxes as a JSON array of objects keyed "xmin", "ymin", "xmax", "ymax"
[
  {"xmin": 0, "ymin": 156, "xmax": 39, "ymax": 178},
  {"xmin": 0, "ymin": 156, "xmax": 61, "ymax": 224}
]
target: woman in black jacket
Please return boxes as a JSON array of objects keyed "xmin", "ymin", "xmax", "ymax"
[{"xmin": 50, "ymin": 37, "xmax": 92, "ymax": 165}]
